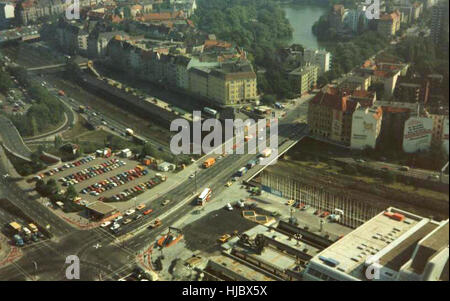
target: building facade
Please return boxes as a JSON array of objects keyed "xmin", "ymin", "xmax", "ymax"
[
  {"xmin": 377, "ymin": 11, "xmax": 401, "ymax": 36},
  {"xmin": 350, "ymin": 104, "xmax": 383, "ymax": 150},
  {"xmin": 289, "ymin": 64, "xmax": 319, "ymax": 96}
]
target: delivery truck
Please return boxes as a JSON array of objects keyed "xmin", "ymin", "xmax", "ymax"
[{"xmin": 202, "ymin": 158, "xmax": 216, "ymax": 168}]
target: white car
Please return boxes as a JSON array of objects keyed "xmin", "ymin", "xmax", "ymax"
[
  {"xmin": 101, "ymin": 221, "xmax": 112, "ymax": 228},
  {"xmin": 225, "ymin": 203, "xmax": 233, "ymax": 211},
  {"xmin": 114, "ymin": 216, "xmax": 123, "ymax": 223},
  {"xmin": 189, "ymin": 174, "xmax": 195, "ymax": 179},
  {"xmin": 110, "ymin": 223, "xmax": 120, "ymax": 231},
  {"xmin": 125, "ymin": 209, "xmax": 135, "ymax": 216}
]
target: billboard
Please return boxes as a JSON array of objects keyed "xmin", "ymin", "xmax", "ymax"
[
  {"xmin": 351, "ymin": 107, "xmax": 381, "ymax": 150},
  {"xmin": 402, "ymin": 117, "xmax": 433, "ymax": 153}
]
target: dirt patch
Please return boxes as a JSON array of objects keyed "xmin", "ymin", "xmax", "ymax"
[{"xmin": 182, "ymin": 206, "xmax": 273, "ymax": 254}]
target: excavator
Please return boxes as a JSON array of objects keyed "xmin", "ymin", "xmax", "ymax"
[{"xmin": 157, "ymin": 226, "xmax": 183, "ymax": 248}]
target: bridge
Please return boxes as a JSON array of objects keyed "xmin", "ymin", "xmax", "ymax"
[
  {"xmin": 26, "ymin": 60, "xmax": 90, "ymax": 74},
  {"xmin": 243, "ymin": 125, "xmax": 310, "ymax": 184},
  {"xmin": 0, "ymin": 115, "xmax": 32, "ymax": 162}
]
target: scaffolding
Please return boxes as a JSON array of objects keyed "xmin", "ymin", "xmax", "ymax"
[{"xmin": 261, "ymin": 171, "xmax": 382, "ymax": 229}]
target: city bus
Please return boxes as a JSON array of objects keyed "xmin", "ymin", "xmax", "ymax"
[{"xmin": 197, "ymin": 188, "xmax": 212, "ymax": 206}]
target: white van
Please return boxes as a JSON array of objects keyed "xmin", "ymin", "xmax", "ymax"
[{"xmin": 22, "ymin": 227, "xmax": 32, "ymax": 236}]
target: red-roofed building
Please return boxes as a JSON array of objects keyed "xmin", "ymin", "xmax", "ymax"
[{"xmin": 308, "ymin": 86, "xmax": 379, "ymax": 146}]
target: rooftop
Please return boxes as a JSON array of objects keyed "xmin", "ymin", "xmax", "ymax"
[
  {"xmin": 206, "ymin": 255, "xmax": 276, "ymax": 281},
  {"xmin": 86, "ymin": 201, "xmax": 117, "ymax": 215},
  {"xmin": 308, "ymin": 207, "xmax": 443, "ymax": 280}
]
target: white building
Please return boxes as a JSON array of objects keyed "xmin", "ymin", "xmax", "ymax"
[
  {"xmin": 303, "ymin": 207, "xmax": 449, "ymax": 281},
  {"xmin": 303, "ymin": 49, "xmax": 331, "ymax": 75},
  {"xmin": 351, "ymin": 104, "xmax": 383, "ymax": 150}
]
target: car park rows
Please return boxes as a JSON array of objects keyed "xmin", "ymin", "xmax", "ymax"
[
  {"xmin": 59, "ymin": 158, "xmax": 126, "ymax": 187},
  {"xmin": 107, "ymin": 175, "xmax": 164, "ymax": 202},
  {"xmin": 79, "ymin": 165, "xmax": 148, "ymax": 197}
]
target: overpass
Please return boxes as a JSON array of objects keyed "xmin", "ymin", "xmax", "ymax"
[
  {"xmin": 242, "ymin": 125, "xmax": 310, "ymax": 184},
  {"xmin": 0, "ymin": 115, "xmax": 32, "ymax": 162},
  {"xmin": 26, "ymin": 60, "xmax": 90, "ymax": 74}
]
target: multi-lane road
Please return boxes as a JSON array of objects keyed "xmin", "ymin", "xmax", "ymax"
[{"xmin": 0, "ymin": 96, "xmax": 309, "ymax": 280}]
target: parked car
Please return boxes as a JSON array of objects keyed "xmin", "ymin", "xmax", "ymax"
[
  {"xmin": 125, "ymin": 209, "xmax": 135, "ymax": 216},
  {"xmin": 101, "ymin": 221, "xmax": 112, "ymax": 228},
  {"xmin": 110, "ymin": 223, "xmax": 120, "ymax": 231}
]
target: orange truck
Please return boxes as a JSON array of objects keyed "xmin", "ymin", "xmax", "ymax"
[{"xmin": 203, "ymin": 158, "xmax": 216, "ymax": 168}]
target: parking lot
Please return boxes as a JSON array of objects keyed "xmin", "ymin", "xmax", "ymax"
[{"xmin": 39, "ymin": 154, "xmax": 170, "ymax": 205}]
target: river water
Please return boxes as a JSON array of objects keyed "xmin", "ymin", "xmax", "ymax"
[{"xmin": 283, "ymin": 3, "xmax": 328, "ymax": 49}]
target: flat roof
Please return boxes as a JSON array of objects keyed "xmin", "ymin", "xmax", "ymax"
[
  {"xmin": 207, "ymin": 255, "xmax": 276, "ymax": 281},
  {"xmin": 309, "ymin": 207, "xmax": 426, "ymax": 279},
  {"xmin": 86, "ymin": 201, "xmax": 117, "ymax": 215}
]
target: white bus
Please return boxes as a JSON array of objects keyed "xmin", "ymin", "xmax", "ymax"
[
  {"xmin": 203, "ymin": 107, "xmax": 218, "ymax": 118},
  {"xmin": 197, "ymin": 188, "xmax": 212, "ymax": 205}
]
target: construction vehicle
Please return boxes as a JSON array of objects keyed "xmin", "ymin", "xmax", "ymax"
[
  {"xmin": 203, "ymin": 158, "xmax": 216, "ymax": 168},
  {"xmin": 8, "ymin": 222, "xmax": 22, "ymax": 234},
  {"xmin": 218, "ymin": 234, "xmax": 231, "ymax": 243},
  {"xmin": 157, "ymin": 227, "xmax": 183, "ymax": 248}
]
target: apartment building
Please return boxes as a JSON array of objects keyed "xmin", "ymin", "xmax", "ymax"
[
  {"xmin": 339, "ymin": 74, "xmax": 372, "ymax": 92},
  {"xmin": 17, "ymin": 0, "xmax": 102, "ymax": 25},
  {"xmin": 394, "ymin": 77, "xmax": 430, "ymax": 104},
  {"xmin": 289, "ymin": 64, "xmax": 319, "ymax": 96},
  {"xmin": 350, "ymin": 103, "xmax": 383, "ymax": 150},
  {"xmin": 56, "ymin": 19, "xmax": 89, "ymax": 55},
  {"xmin": 207, "ymin": 62, "xmax": 258, "ymax": 105},
  {"xmin": 430, "ymin": 0, "xmax": 449, "ymax": 47},
  {"xmin": 303, "ymin": 48, "xmax": 331, "ymax": 75},
  {"xmin": 377, "ymin": 11, "xmax": 401, "ymax": 36}
]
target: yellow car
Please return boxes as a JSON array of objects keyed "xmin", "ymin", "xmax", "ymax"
[
  {"xmin": 286, "ymin": 199, "xmax": 295, "ymax": 206},
  {"xmin": 225, "ymin": 181, "xmax": 233, "ymax": 187},
  {"xmin": 218, "ymin": 234, "xmax": 231, "ymax": 243}
]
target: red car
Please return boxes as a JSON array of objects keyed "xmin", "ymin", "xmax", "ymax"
[
  {"xmin": 320, "ymin": 211, "xmax": 330, "ymax": 218},
  {"xmin": 143, "ymin": 209, "xmax": 153, "ymax": 215}
]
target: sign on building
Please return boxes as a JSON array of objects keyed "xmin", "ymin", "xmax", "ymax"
[{"xmin": 402, "ymin": 117, "xmax": 433, "ymax": 153}]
